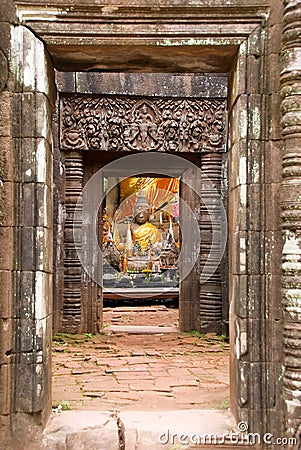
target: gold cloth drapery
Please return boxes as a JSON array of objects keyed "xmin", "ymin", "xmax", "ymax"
[{"xmin": 116, "ymin": 177, "xmax": 179, "ymax": 220}]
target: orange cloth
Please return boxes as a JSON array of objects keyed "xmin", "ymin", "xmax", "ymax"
[
  {"xmin": 117, "ymin": 177, "xmax": 179, "ymax": 220},
  {"xmin": 132, "ymin": 222, "xmax": 162, "ymax": 252}
]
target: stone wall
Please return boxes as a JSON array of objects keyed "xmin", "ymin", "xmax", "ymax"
[
  {"xmin": 228, "ymin": 0, "xmax": 285, "ymax": 440},
  {"xmin": 0, "ymin": 2, "xmax": 55, "ymax": 446},
  {"xmin": 1, "ymin": 0, "xmax": 301, "ymax": 448}
]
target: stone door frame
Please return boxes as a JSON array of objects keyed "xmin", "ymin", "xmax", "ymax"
[
  {"xmin": 56, "ymin": 86, "xmax": 228, "ymax": 335},
  {"xmin": 8, "ymin": 1, "xmax": 283, "ymax": 444}
]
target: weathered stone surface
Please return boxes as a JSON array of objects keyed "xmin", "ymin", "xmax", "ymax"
[
  {"xmin": 43, "ymin": 411, "xmax": 119, "ymax": 450},
  {"xmin": 0, "ymin": 226, "xmax": 13, "ymax": 270},
  {"xmin": 248, "ymin": 94, "xmax": 263, "ymax": 141},
  {"xmin": 228, "ymin": 94, "xmax": 248, "ymax": 147},
  {"xmin": 0, "ymin": 270, "xmax": 12, "ymax": 318},
  {"xmin": 36, "ymin": 229, "xmax": 53, "ymax": 273},
  {"xmin": 0, "ymin": 182, "xmax": 14, "ymax": 227},
  {"xmin": 18, "ymin": 271, "xmax": 34, "ymax": 319},
  {"xmin": 0, "ymin": 91, "xmax": 12, "ymax": 137},
  {"xmin": 15, "ymin": 1, "xmax": 268, "ymax": 73},
  {"xmin": 237, "ymin": 361, "xmax": 249, "ymax": 407},
  {"xmin": 0, "ymin": 49, "xmax": 8, "ymax": 92},
  {"xmin": 0, "ymin": 318, "xmax": 12, "ymax": 365},
  {"xmin": 0, "ymin": 136, "xmax": 13, "ymax": 182},
  {"xmin": 247, "ymin": 184, "xmax": 262, "ymax": 231},
  {"xmin": 21, "ymin": 227, "xmax": 35, "ymax": 271},
  {"xmin": 0, "ymin": 363, "xmax": 11, "ymax": 415},
  {"xmin": 0, "ymin": 0, "xmax": 295, "ymax": 448},
  {"xmin": 228, "ymin": 186, "xmax": 247, "ymax": 232},
  {"xmin": 265, "ymin": 139, "xmax": 283, "ymax": 183},
  {"xmin": 36, "ymin": 184, "xmax": 53, "ymax": 228},
  {"xmin": 246, "ymin": 232, "xmax": 262, "ymax": 275},
  {"xmin": 0, "ymin": 0, "xmax": 16, "ymax": 23},
  {"xmin": 268, "ymin": 93, "xmax": 282, "ymax": 140},
  {"xmin": 280, "ymin": 1, "xmax": 301, "ymax": 443},
  {"xmin": 119, "ymin": 410, "xmax": 235, "ymax": 450},
  {"xmin": 69, "ymin": 72, "xmax": 228, "ymax": 98},
  {"xmin": 60, "ymin": 94, "xmax": 227, "ymax": 153},
  {"xmin": 228, "ymin": 41, "xmax": 247, "ymax": 107}
]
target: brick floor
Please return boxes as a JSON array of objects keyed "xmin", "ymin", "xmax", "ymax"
[{"xmin": 52, "ymin": 307, "xmax": 230, "ymax": 412}]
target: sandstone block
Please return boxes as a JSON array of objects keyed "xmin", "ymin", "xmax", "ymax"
[
  {"xmin": 43, "ymin": 411, "xmax": 119, "ymax": 450},
  {"xmin": 247, "ymin": 55, "xmax": 262, "ymax": 94},
  {"xmin": 231, "ymin": 274, "xmax": 247, "ymax": 319},
  {"xmin": 0, "ymin": 270, "xmax": 12, "ymax": 318},
  {"xmin": 0, "ymin": 318, "xmax": 13, "ymax": 365},
  {"xmin": 0, "ymin": 91, "xmax": 12, "ymax": 137},
  {"xmin": 36, "ymin": 93, "xmax": 52, "ymax": 143},
  {"xmin": 21, "ymin": 227, "xmax": 35, "ymax": 271},
  {"xmin": 0, "ymin": 181, "xmax": 14, "ymax": 226},
  {"xmin": 36, "ymin": 228, "xmax": 53, "ymax": 273},
  {"xmin": 265, "ymin": 140, "xmax": 282, "ymax": 183},
  {"xmin": 36, "ymin": 184, "xmax": 53, "ymax": 228},
  {"xmin": 0, "ymin": 136, "xmax": 13, "ymax": 181},
  {"xmin": 14, "ymin": 361, "xmax": 34, "ymax": 412},
  {"xmin": 248, "ymin": 94, "xmax": 263, "ymax": 140},
  {"xmin": 19, "ymin": 271, "xmax": 35, "ymax": 319},
  {"xmin": 0, "ymin": 226, "xmax": 13, "ymax": 270},
  {"xmin": 246, "ymin": 232, "xmax": 262, "ymax": 275},
  {"xmin": 0, "ymin": 364, "xmax": 11, "ymax": 415},
  {"xmin": 247, "ymin": 184, "xmax": 262, "ymax": 231},
  {"xmin": 237, "ymin": 361, "xmax": 249, "ymax": 407},
  {"xmin": 21, "ymin": 183, "xmax": 36, "ymax": 227}
]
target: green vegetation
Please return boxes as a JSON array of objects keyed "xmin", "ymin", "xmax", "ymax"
[{"xmin": 52, "ymin": 333, "xmax": 96, "ymax": 345}]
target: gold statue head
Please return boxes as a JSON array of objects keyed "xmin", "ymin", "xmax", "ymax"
[{"xmin": 134, "ymin": 191, "xmax": 150, "ymax": 225}]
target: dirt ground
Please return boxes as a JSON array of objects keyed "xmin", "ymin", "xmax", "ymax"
[{"xmin": 52, "ymin": 306, "xmax": 230, "ymax": 412}]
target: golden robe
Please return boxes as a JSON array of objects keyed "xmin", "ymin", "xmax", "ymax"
[{"xmin": 132, "ymin": 222, "xmax": 162, "ymax": 252}]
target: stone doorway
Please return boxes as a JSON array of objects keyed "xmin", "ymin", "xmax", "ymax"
[
  {"xmin": 4, "ymin": 3, "xmax": 284, "ymax": 446},
  {"xmin": 54, "ymin": 78, "xmax": 228, "ymax": 336}
]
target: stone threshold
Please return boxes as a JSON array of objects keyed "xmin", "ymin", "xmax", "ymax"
[{"xmin": 42, "ymin": 409, "xmax": 259, "ymax": 449}]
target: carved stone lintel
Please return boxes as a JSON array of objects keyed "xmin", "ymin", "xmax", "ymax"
[{"xmin": 60, "ymin": 95, "xmax": 227, "ymax": 154}]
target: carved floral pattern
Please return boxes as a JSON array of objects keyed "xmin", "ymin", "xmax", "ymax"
[{"xmin": 60, "ymin": 95, "xmax": 226, "ymax": 153}]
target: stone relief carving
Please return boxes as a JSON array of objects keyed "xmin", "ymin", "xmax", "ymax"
[{"xmin": 60, "ymin": 95, "xmax": 226, "ymax": 153}]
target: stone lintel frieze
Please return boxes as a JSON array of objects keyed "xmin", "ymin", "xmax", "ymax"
[{"xmin": 60, "ymin": 95, "xmax": 227, "ymax": 154}]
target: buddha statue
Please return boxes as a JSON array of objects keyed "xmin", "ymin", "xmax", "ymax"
[{"xmin": 130, "ymin": 191, "xmax": 162, "ymax": 253}]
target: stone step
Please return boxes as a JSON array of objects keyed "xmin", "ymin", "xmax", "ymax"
[{"xmin": 42, "ymin": 409, "xmax": 258, "ymax": 449}]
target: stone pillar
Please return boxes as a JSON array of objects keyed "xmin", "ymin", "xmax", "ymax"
[
  {"xmin": 280, "ymin": 1, "xmax": 301, "ymax": 446},
  {"xmin": 199, "ymin": 152, "xmax": 223, "ymax": 334},
  {"xmin": 0, "ymin": 7, "xmax": 14, "ymax": 447},
  {"xmin": 179, "ymin": 163, "xmax": 201, "ymax": 331},
  {"xmin": 7, "ymin": 24, "xmax": 55, "ymax": 446},
  {"xmin": 61, "ymin": 150, "xmax": 84, "ymax": 332}
]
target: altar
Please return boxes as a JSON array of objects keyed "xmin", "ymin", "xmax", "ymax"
[{"xmin": 102, "ymin": 176, "xmax": 181, "ymax": 297}]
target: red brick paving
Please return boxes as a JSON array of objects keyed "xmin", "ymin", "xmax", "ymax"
[{"xmin": 52, "ymin": 307, "xmax": 230, "ymax": 412}]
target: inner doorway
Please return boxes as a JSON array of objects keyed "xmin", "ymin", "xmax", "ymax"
[
  {"xmin": 102, "ymin": 174, "xmax": 180, "ymax": 330},
  {"xmin": 57, "ymin": 82, "xmax": 228, "ymax": 335}
]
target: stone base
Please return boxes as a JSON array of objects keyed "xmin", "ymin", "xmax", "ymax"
[{"xmin": 42, "ymin": 409, "xmax": 236, "ymax": 450}]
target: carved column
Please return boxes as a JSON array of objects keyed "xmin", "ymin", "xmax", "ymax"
[
  {"xmin": 280, "ymin": 1, "xmax": 301, "ymax": 445},
  {"xmin": 199, "ymin": 152, "xmax": 223, "ymax": 334},
  {"xmin": 62, "ymin": 150, "xmax": 83, "ymax": 332}
]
